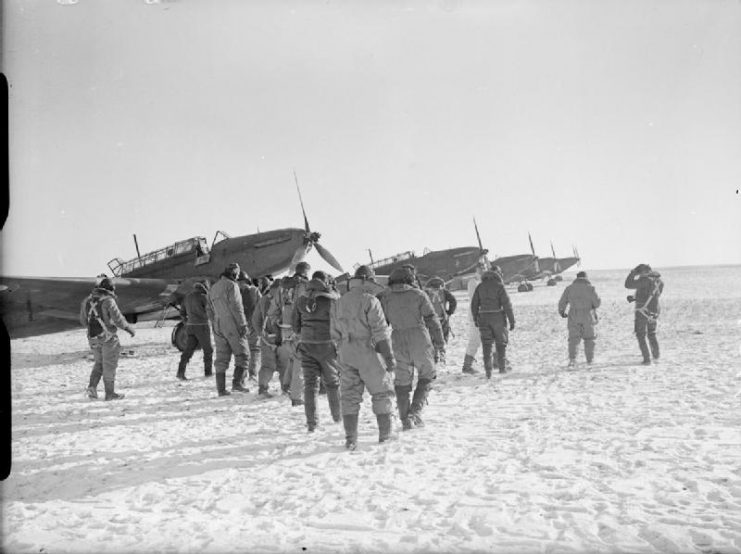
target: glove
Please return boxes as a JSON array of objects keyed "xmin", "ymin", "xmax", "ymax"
[
  {"xmin": 474, "ymin": 316, "xmax": 480, "ymax": 328},
  {"xmin": 126, "ymin": 327, "xmax": 136, "ymax": 337},
  {"xmin": 239, "ymin": 325, "xmax": 249, "ymax": 338},
  {"xmin": 626, "ymin": 295, "xmax": 635, "ymax": 303},
  {"xmin": 374, "ymin": 339, "xmax": 396, "ymax": 372},
  {"xmin": 509, "ymin": 321, "xmax": 515, "ymax": 331},
  {"xmin": 559, "ymin": 311, "xmax": 567, "ymax": 319}
]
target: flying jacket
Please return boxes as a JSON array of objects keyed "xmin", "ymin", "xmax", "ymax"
[
  {"xmin": 379, "ymin": 284, "xmax": 444, "ymax": 348},
  {"xmin": 208, "ymin": 275, "xmax": 247, "ymax": 337},
  {"xmin": 330, "ymin": 278, "xmax": 390, "ymax": 370},
  {"xmin": 625, "ymin": 270, "xmax": 664, "ymax": 314},
  {"xmin": 182, "ymin": 286, "xmax": 210, "ymax": 326},
  {"xmin": 558, "ymin": 277, "xmax": 601, "ymax": 328},
  {"xmin": 470, "ymin": 271, "xmax": 514, "ymax": 326}
]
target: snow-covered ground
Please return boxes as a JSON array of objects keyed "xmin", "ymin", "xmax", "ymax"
[{"xmin": 3, "ymin": 265, "xmax": 741, "ymax": 554}]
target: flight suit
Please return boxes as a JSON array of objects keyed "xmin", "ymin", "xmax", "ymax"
[{"xmin": 558, "ymin": 276, "xmax": 601, "ymax": 363}]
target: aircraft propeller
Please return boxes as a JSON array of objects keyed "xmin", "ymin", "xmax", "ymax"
[
  {"xmin": 551, "ymin": 241, "xmax": 561, "ymax": 273},
  {"xmin": 293, "ymin": 171, "xmax": 344, "ymax": 273},
  {"xmin": 471, "ymin": 217, "xmax": 489, "ymax": 267},
  {"xmin": 573, "ymin": 245, "xmax": 582, "ymax": 267}
]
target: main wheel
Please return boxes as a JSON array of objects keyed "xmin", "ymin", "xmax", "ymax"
[{"xmin": 171, "ymin": 320, "xmax": 197, "ymax": 352}]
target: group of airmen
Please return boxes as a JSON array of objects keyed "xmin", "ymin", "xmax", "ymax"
[{"xmin": 79, "ymin": 259, "xmax": 664, "ymax": 450}]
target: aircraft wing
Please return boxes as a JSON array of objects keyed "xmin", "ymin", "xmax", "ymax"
[{"xmin": 0, "ymin": 276, "xmax": 182, "ymax": 339}]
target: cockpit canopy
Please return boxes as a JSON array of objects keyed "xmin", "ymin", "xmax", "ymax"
[{"xmin": 107, "ymin": 236, "xmax": 209, "ymax": 277}]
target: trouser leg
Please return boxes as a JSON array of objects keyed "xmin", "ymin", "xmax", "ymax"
[
  {"xmin": 101, "ymin": 337, "xmax": 121, "ymax": 385},
  {"xmin": 567, "ymin": 335, "xmax": 580, "ymax": 361},
  {"xmin": 647, "ymin": 320, "xmax": 659, "ymax": 359},
  {"xmin": 288, "ymin": 343, "xmax": 303, "ymax": 403},
  {"xmin": 247, "ymin": 330, "xmax": 260, "ymax": 379},
  {"xmin": 102, "ymin": 337, "xmax": 122, "ymax": 399},
  {"xmin": 395, "ymin": 385, "xmax": 413, "ymax": 430},
  {"xmin": 213, "ymin": 333, "xmax": 231, "ymax": 375},
  {"xmin": 493, "ymin": 321, "xmax": 510, "ymax": 373},
  {"xmin": 635, "ymin": 317, "xmax": 651, "ymax": 362},
  {"xmin": 481, "ymin": 340, "xmax": 493, "ymax": 377},
  {"xmin": 340, "ymin": 365, "xmax": 364, "ymax": 416},
  {"xmin": 230, "ymin": 334, "xmax": 250, "ymax": 391},
  {"xmin": 465, "ymin": 318, "xmax": 481, "ymax": 358},
  {"xmin": 303, "ymin": 368, "xmax": 319, "ymax": 430},
  {"xmin": 190, "ymin": 326, "xmax": 213, "ymax": 376},
  {"xmin": 583, "ymin": 338, "xmax": 595, "ymax": 363},
  {"xmin": 495, "ymin": 343, "xmax": 507, "ymax": 373},
  {"xmin": 258, "ymin": 341, "xmax": 277, "ymax": 389},
  {"xmin": 316, "ymin": 345, "xmax": 342, "ymax": 423},
  {"xmin": 88, "ymin": 341, "xmax": 104, "ymax": 390},
  {"xmin": 178, "ymin": 333, "xmax": 199, "ymax": 378}
]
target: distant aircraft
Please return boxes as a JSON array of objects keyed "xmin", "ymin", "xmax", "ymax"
[
  {"xmin": 362, "ymin": 219, "xmax": 538, "ymax": 290},
  {"xmin": 535, "ymin": 243, "xmax": 581, "ymax": 282},
  {"xmin": 1, "ymin": 190, "xmax": 343, "ymax": 342}
]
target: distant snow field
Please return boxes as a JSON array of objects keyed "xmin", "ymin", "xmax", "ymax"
[{"xmin": 4, "ymin": 266, "xmax": 741, "ymax": 554}]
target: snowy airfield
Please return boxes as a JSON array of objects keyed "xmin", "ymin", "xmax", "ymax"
[{"xmin": 4, "ymin": 265, "xmax": 741, "ymax": 554}]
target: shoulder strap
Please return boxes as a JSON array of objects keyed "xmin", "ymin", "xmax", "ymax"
[{"xmin": 87, "ymin": 297, "xmax": 114, "ymax": 340}]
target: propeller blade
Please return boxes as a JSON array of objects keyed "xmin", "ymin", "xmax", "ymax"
[
  {"xmin": 294, "ymin": 169, "xmax": 310, "ymax": 233},
  {"xmin": 473, "ymin": 217, "xmax": 484, "ymax": 252},
  {"xmin": 550, "ymin": 241, "xmax": 556, "ymax": 258},
  {"xmin": 315, "ymin": 242, "xmax": 344, "ymax": 273},
  {"xmin": 528, "ymin": 232, "xmax": 536, "ymax": 256}
]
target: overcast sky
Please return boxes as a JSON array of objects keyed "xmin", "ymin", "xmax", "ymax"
[{"xmin": 2, "ymin": 0, "xmax": 740, "ymax": 277}]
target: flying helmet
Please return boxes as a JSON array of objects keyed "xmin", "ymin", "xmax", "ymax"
[
  {"xmin": 354, "ymin": 265, "xmax": 376, "ymax": 281},
  {"xmin": 388, "ymin": 266, "xmax": 415, "ymax": 286}
]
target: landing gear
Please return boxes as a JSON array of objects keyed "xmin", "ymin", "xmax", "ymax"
[{"xmin": 171, "ymin": 320, "xmax": 198, "ymax": 352}]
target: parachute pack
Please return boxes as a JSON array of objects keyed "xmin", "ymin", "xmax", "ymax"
[
  {"xmin": 269, "ymin": 276, "xmax": 309, "ymax": 333},
  {"xmin": 85, "ymin": 297, "xmax": 112, "ymax": 340}
]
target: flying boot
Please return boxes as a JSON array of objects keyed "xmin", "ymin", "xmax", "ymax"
[
  {"xmin": 232, "ymin": 366, "xmax": 250, "ymax": 392},
  {"xmin": 409, "ymin": 378, "xmax": 432, "ymax": 428},
  {"xmin": 216, "ymin": 373, "xmax": 231, "ymax": 397},
  {"xmin": 176, "ymin": 361, "xmax": 188, "ymax": 381},
  {"xmin": 461, "ymin": 354, "xmax": 478, "ymax": 374},
  {"xmin": 377, "ymin": 413, "xmax": 392, "ymax": 443},
  {"xmin": 343, "ymin": 413, "xmax": 359, "ymax": 450},
  {"xmin": 395, "ymin": 385, "xmax": 414, "ymax": 430},
  {"xmin": 87, "ymin": 366, "xmax": 102, "ymax": 399},
  {"xmin": 257, "ymin": 385, "xmax": 273, "ymax": 398},
  {"xmin": 103, "ymin": 380, "xmax": 124, "ymax": 401}
]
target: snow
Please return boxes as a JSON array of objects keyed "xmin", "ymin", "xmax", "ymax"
[{"xmin": 4, "ymin": 265, "xmax": 741, "ymax": 554}]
